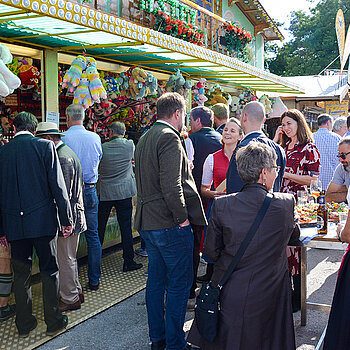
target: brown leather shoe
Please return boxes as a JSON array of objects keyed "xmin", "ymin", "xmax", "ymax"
[{"xmin": 59, "ymin": 299, "xmax": 81, "ymax": 312}]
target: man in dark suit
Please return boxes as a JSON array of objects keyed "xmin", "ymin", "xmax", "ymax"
[
  {"xmin": 187, "ymin": 106, "xmax": 222, "ymax": 301},
  {"xmin": 134, "ymin": 93, "xmax": 206, "ymax": 350},
  {"xmin": 226, "ymin": 101, "xmax": 286, "ymax": 194},
  {"xmin": 36, "ymin": 121, "xmax": 86, "ymax": 313},
  {"xmin": 0, "ymin": 112, "xmax": 73, "ymax": 338},
  {"xmin": 211, "ymin": 103, "xmax": 229, "ymax": 135}
]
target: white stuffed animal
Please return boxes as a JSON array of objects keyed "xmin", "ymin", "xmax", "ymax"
[{"xmin": 0, "ymin": 44, "xmax": 21, "ymax": 97}]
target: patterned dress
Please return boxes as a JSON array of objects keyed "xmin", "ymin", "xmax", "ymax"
[
  {"xmin": 281, "ymin": 142, "xmax": 320, "ymax": 197},
  {"xmin": 282, "ymin": 142, "xmax": 320, "ymax": 276}
]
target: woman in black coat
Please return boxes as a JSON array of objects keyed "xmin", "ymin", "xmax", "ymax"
[{"xmin": 187, "ymin": 141, "xmax": 301, "ymax": 350}]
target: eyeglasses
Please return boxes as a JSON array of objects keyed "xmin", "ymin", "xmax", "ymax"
[
  {"xmin": 271, "ymin": 165, "xmax": 281, "ymax": 173},
  {"xmin": 336, "ymin": 151, "xmax": 350, "ymax": 160}
]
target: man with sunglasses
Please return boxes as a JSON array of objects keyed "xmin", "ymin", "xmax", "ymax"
[{"xmin": 325, "ymin": 138, "xmax": 350, "ymax": 203}]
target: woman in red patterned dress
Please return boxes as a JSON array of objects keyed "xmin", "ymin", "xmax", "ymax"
[{"xmin": 274, "ymin": 109, "xmax": 320, "ymax": 311}]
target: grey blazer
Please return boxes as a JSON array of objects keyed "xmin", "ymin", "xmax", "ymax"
[
  {"xmin": 98, "ymin": 136, "xmax": 137, "ymax": 201},
  {"xmin": 57, "ymin": 143, "xmax": 87, "ymax": 235}
]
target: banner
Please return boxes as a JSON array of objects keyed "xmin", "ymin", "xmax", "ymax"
[
  {"xmin": 336, "ymin": 9, "xmax": 346, "ymax": 66},
  {"xmin": 326, "ymin": 101, "xmax": 349, "ymax": 116},
  {"xmin": 342, "ymin": 24, "xmax": 350, "ymax": 72}
]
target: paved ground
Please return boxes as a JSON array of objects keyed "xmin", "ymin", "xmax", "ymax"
[{"xmin": 37, "ymin": 247, "xmax": 345, "ymax": 350}]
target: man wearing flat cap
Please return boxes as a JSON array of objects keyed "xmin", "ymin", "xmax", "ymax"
[{"xmin": 36, "ymin": 122, "xmax": 86, "ymax": 312}]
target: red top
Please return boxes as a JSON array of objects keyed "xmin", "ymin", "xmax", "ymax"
[
  {"xmin": 281, "ymin": 142, "xmax": 320, "ymax": 197},
  {"xmin": 213, "ymin": 148, "xmax": 230, "ymax": 189}
]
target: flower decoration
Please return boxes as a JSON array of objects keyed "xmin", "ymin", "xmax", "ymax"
[
  {"xmin": 153, "ymin": 10, "xmax": 204, "ymax": 46},
  {"xmin": 222, "ymin": 22, "xmax": 253, "ymax": 62}
]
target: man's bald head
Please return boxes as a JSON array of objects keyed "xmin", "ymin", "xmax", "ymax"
[{"xmin": 242, "ymin": 101, "xmax": 265, "ymax": 125}]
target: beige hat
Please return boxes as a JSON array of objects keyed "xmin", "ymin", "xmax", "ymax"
[{"xmin": 36, "ymin": 122, "xmax": 65, "ymax": 136}]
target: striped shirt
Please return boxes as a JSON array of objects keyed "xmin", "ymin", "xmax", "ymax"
[{"xmin": 313, "ymin": 128, "xmax": 341, "ymax": 190}]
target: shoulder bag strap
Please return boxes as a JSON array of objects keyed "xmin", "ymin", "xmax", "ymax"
[{"xmin": 218, "ymin": 193, "xmax": 273, "ymax": 288}]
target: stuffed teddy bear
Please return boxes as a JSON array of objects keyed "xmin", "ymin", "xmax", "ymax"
[
  {"xmin": 129, "ymin": 66, "xmax": 147, "ymax": 83},
  {"xmin": 207, "ymin": 86, "xmax": 228, "ymax": 106},
  {"xmin": 0, "ymin": 44, "xmax": 21, "ymax": 97},
  {"xmin": 86, "ymin": 65, "xmax": 107, "ymax": 103},
  {"xmin": 73, "ymin": 72, "xmax": 93, "ymax": 109},
  {"xmin": 62, "ymin": 55, "xmax": 87, "ymax": 91},
  {"xmin": 230, "ymin": 95, "xmax": 240, "ymax": 112}
]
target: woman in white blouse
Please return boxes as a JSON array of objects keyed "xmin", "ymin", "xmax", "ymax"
[{"xmin": 197, "ymin": 118, "xmax": 243, "ymax": 283}]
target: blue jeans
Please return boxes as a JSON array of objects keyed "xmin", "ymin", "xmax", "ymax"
[
  {"xmin": 84, "ymin": 185, "xmax": 102, "ymax": 286},
  {"xmin": 140, "ymin": 225, "xmax": 193, "ymax": 350}
]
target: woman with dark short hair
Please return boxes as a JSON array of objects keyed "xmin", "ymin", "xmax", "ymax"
[{"xmin": 187, "ymin": 142, "xmax": 301, "ymax": 350}]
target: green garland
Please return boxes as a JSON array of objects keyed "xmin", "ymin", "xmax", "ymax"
[{"xmin": 139, "ymin": 0, "xmax": 197, "ymax": 26}]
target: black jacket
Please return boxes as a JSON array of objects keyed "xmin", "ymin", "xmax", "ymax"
[{"xmin": 0, "ymin": 134, "xmax": 73, "ymax": 241}]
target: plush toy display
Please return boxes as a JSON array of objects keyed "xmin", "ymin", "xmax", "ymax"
[
  {"xmin": 62, "ymin": 55, "xmax": 87, "ymax": 91},
  {"xmin": 259, "ymin": 94, "xmax": 273, "ymax": 115},
  {"xmin": 230, "ymin": 95, "xmax": 240, "ymax": 112},
  {"xmin": 104, "ymin": 76, "xmax": 120, "ymax": 97},
  {"xmin": 206, "ymin": 84, "xmax": 228, "ymax": 106},
  {"xmin": 117, "ymin": 72, "xmax": 129, "ymax": 91},
  {"xmin": 73, "ymin": 73, "xmax": 93, "ymax": 109},
  {"xmin": 145, "ymin": 73, "xmax": 158, "ymax": 96},
  {"xmin": 0, "ymin": 44, "xmax": 21, "ymax": 97},
  {"xmin": 166, "ymin": 70, "xmax": 192, "ymax": 98},
  {"xmin": 239, "ymin": 89, "xmax": 257, "ymax": 109},
  {"xmin": 86, "ymin": 65, "xmax": 107, "ymax": 103},
  {"xmin": 193, "ymin": 78, "xmax": 207, "ymax": 106}
]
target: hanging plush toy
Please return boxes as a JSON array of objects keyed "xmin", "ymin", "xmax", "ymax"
[
  {"xmin": 86, "ymin": 65, "xmax": 107, "ymax": 103},
  {"xmin": 73, "ymin": 72, "xmax": 93, "ymax": 109},
  {"xmin": 145, "ymin": 73, "xmax": 158, "ymax": 96},
  {"xmin": 259, "ymin": 94, "xmax": 273, "ymax": 115},
  {"xmin": 193, "ymin": 78, "xmax": 207, "ymax": 106},
  {"xmin": 62, "ymin": 55, "xmax": 87, "ymax": 91},
  {"xmin": 127, "ymin": 67, "xmax": 148, "ymax": 100},
  {"xmin": 117, "ymin": 72, "xmax": 129, "ymax": 91},
  {"xmin": 0, "ymin": 44, "xmax": 21, "ymax": 97}
]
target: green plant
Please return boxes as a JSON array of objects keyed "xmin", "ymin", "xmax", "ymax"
[{"xmin": 222, "ymin": 22, "xmax": 253, "ymax": 62}]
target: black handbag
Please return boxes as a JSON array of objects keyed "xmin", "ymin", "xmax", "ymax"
[{"xmin": 194, "ymin": 193, "xmax": 273, "ymax": 343}]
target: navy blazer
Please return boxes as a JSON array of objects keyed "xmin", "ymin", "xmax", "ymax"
[
  {"xmin": 0, "ymin": 134, "xmax": 73, "ymax": 241},
  {"xmin": 226, "ymin": 131, "xmax": 286, "ymax": 194}
]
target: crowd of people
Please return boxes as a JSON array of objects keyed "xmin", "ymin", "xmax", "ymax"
[{"xmin": 0, "ymin": 92, "xmax": 350, "ymax": 349}]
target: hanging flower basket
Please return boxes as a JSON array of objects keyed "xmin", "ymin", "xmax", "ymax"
[
  {"xmin": 221, "ymin": 22, "xmax": 252, "ymax": 62},
  {"xmin": 153, "ymin": 10, "xmax": 205, "ymax": 46}
]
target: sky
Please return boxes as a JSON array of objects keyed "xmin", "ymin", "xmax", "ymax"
[{"xmin": 261, "ymin": 0, "xmax": 320, "ymax": 41}]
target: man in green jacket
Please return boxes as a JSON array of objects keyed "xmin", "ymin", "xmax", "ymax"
[{"xmin": 134, "ymin": 92, "xmax": 206, "ymax": 350}]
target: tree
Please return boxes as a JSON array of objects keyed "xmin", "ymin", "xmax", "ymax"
[{"xmin": 265, "ymin": 0, "xmax": 350, "ymax": 76}]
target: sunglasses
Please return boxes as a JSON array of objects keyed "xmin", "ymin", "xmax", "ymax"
[{"xmin": 336, "ymin": 151, "xmax": 350, "ymax": 160}]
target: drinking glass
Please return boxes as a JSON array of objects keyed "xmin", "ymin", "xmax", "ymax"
[
  {"xmin": 310, "ymin": 178, "xmax": 322, "ymax": 201},
  {"xmin": 297, "ymin": 190, "xmax": 308, "ymax": 206},
  {"xmin": 339, "ymin": 212, "xmax": 348, "ymax": 224}
]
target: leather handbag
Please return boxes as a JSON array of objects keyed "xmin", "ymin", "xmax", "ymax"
[{"xmin": 194, "ymin": 193, "xmax": 273, "ymax": 343}]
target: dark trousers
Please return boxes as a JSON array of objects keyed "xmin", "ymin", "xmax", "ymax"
[
  {"xmin": 98, "ymin": 197, "xmax": 134, "ymax": 265},
  {"xmin": 190, "ymin": 224, "xmax": 204, "ymax": 298},
  {"xmin": 10, "ymin": 236, "xmax": 65, "ymax": 333}
]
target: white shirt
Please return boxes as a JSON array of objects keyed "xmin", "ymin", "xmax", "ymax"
[
  {"xmin": 202, "ymin": 154, "xmax": 214, "ymax": 186},
  {"xmin": 14, "ymin": 131, "xmax": 33, "ymax": 137},
  {"xmin": 184, "ymin": 138, "xmax": 194, "ymax": 162}
]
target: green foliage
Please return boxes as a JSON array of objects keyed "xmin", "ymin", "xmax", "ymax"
[{"xmin": 265, "ymin": 0, "xmax": 350, "ymax": 76}]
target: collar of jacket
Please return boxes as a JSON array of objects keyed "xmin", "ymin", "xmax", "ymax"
[
  {"xmin": 110, "ymin": 135, "xmax": 123, "ymax": 141},
  {"xmin": 56, "ymin": 142, "xmax": 66, "ymax": 151},
  {"xmin": 154, "ymin": 121, "xmax": 181, "ymax": 137},
  {"xmin": 241, "ymin": 183, "xmax": 268, "ymax": 193}
]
